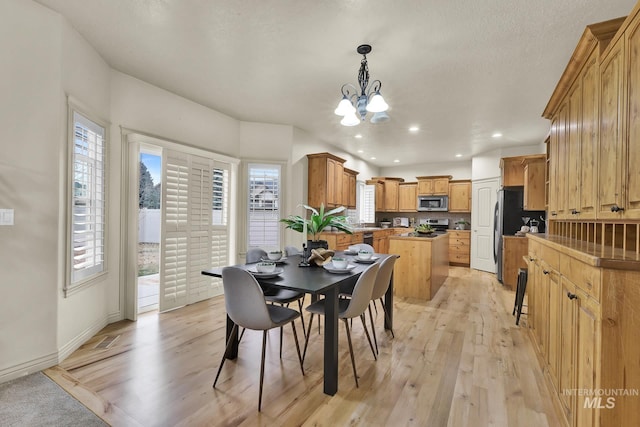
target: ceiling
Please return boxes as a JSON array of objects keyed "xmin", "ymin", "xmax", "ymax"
[{"xmin": 35, "ymin": 0, "xmax": 637, "ymax": 167}]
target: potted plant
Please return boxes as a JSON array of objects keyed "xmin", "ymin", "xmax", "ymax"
[
  {"xmin": 280, "ymin": 204, "xmax": 353, "ymax": 251},
  {"xmin": 455, "ymin": 218, "xmax": 470, "ymax": 230}
]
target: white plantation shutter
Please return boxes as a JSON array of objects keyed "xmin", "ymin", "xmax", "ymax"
[
  {"xmin": 68, "ymin": 110, "xmax": 107, "ymax": 291},
  {"xmin": 248, "ymin": 164, "xmax": 281, "ymax": 248},
  {"xmin": 360, "ymin": 183, "xmax": 375, "ymax": 223},
  {"xmin": 161, "ymin": 150, "xmax": 190, "ymax": 311},
  {"xmin": 160, "ymin": 150, "xmax": 231, "ymax": 311}
]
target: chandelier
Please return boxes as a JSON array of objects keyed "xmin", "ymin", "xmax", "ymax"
[{"xmin": 334, "ymin": 44, "xmax": 390, "ymax": 126}]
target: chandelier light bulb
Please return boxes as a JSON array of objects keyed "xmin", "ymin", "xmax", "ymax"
[
  {"xmin": 366, "ymin": 92, "xmax": 388, "ymax": 113},
  {"xmin": 340, "ymin": 112, "xmax": 360, "ymax": 126},
  {"xmin": 334, "ymin": 96, "xmax": 356, "ymax": 116}
]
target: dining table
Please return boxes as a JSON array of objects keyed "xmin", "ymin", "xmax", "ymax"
[{"xmin": 201, "ymin": 252, "xmax": 395, "ymax": 396}]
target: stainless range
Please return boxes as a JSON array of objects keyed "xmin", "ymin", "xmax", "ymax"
[{"xmin": 418, "ymin": 218, "xmax": 449, "ymax": 232}]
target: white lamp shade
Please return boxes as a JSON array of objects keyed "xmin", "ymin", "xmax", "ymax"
[
  {"xmin": 366, "ymin": 92, "xmax": 389, "ymax": 113},
  {"xmin": 370, "ymin": 111, "xmax": 390, "ymax": 123},
  {"xmin": 340, "ymin": 112, "xmax": 360, "ymax": 126},
  {"xmin": 334, "ymin": 97, "xmax": 356, "ymax": 116}
]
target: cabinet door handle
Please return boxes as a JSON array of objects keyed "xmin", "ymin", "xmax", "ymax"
[
  {"xmin": 543, "ymin": 270, "xmax": 550, "ymax": 275},
  {"xmin": 567, "ymin": 292, "xmax": 578, "ymax": 300},
  {"xmin": 611, "ymin": 205, "xmax": 625, "ymax": 213},
  {"xmin": 571, "ymin": 209, "xmax": 580, "ymax": 215},
  {"xmin": 529, "ymin": 257, "xmax": 535, "ymax": 261},
  {"xmin": 551, "ymin": 211, "xmax": 557, "ymax": 216}
]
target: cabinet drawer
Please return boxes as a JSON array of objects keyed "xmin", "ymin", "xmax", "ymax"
[
  {"xmin": 337, "ymin": 234, "xmax": 351, "ymax": 245},
  {"xmin": 450, "ymin": 253, "xmax": 470, "ymax": 264},
  {"xmin": 560, "ymin": 255, "xmax": 602, "ymax": 301},
  {"xmin": 448, "ymin": 230, "xmax": 470, "ymax": 239},
  {"xmin": 540, "ymin": 244, "xmax": 560, "ymax": 271},
  {"xmin": 449, "ymin": 245, "xmax": 470, "ymax": 255},
  {"xmin": 449, "ymin": 237, "xmax": 469, "ymax": 246}
]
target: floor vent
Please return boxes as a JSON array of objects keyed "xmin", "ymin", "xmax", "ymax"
[{"xmin": 94, "ymin": 335, "xmax": 119, "ymax": 349}]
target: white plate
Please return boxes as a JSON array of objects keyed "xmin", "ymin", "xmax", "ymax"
[
  {"xmin": 248, "ymin": 267, "xmax": 284, "ymax": 279},
  {"xmin": 323, "ymin": 263, "xmax": 356, "ymax": 274},
  {"xmin": 353, "ymin": 256, "xmax": 379, "ymax": 264},
  {"xmin": 260, "ymin": 256, "xmax": 288, "ymax": 264}
]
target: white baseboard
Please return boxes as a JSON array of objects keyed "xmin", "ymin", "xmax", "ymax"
[
  {"xmin": 0, "ymin": 352, "xmax": 58, "ymax": 383},
  {"xmin": 107, "ymin": 310, "xmax": 123, "ymax": 324},
  {"xmin": 58, "ymin": 315, "xmax": 109, "ymax": 362}
]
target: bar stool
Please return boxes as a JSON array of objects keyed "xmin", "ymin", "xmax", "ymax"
[{"xmin": 512, "ymin": 268, "xmax": 528, "ymax": 325}]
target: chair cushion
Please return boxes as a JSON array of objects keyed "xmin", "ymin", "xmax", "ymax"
[
  {"xmin": 264, "ymin": 289, "xmax": 304, "ymax": 304},
  {"xmin": 267, "ymin": 304, "xmax": 301, "ymax": 327},
  {"xmin": 305, "ymin": 298, "xmax": 351, "ymax": 318}
]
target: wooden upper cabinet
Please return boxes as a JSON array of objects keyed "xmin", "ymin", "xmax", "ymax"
[
  {"xmin": 367, "ymin": 179, "xmax": 386, "ymax": 212},
  {"xmin": 548, "ymin": 119, "xmax": 559, "ymax": 217},
  {"xmin": 307, "ymin": 152, "xmax": 355, "ymax": 209},
  {"xmin": 500, "ymin": 157, "xmax": 526, "ymax": 187},
  {"xmin": 383, "ymin": 179, "xmax": 401, "ymax": 212},
  {"xmin": 344, "ymin": 168, "xmax": 358, "ymax": 209},
  {"xmin": 448, "ymin": 180, "xmax": 471, "ymax": 213},
  {"xmin": 597, "ymin": 36, "xmax": 625, "ymax": 218},
  {"xmin": 416, "ymin": 176, "xmax": 451, "ymax": 195},
  {"xmin": 625, "ymin": 15, "xmax": 640, "ymax": 218},
  {"xmin": 398, "ymin": 182, "xmax": 417, "ymax": 212},
  {"xmin": 566, "ymin": 82, "xmax": 582, "ymax": 217},
  {"xmin": 523, "ymin": 158, "xmax": 546, "ymax": 211},
  {"xmin": 579, "ymin": 52, "xmax": 600, "ymax": 219}
]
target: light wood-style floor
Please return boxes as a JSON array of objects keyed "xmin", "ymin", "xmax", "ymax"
[{"xmin": 46, "ymin": 267, "xmax": 562, "ymax": 426}]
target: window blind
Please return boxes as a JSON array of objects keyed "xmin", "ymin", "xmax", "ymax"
[
  {"xmin": 248, "ymin": 163, "xmax": 281, "ymax": 249},
  {"xmin": 70, "ymin": 111, "xmax": 106, "ymax": 285},
  {"xmin": 360, "ymin": 183, "xmax": 376, "ymax": 224}
]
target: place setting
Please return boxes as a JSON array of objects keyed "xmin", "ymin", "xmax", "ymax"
[
  {"xmin": 322, "ymin": 256, "xmax": 356, "ymax": 274},
  {"xmin": 248, "ymin": 261, "xmax": 284, "ymax": 279},
  {"xmin": 260, "ymin": 250, "xmax": 288, "ymax": 264},
  {"xmin": 352, "ymin": 250, "xmax": 379, "ymax": 264}
]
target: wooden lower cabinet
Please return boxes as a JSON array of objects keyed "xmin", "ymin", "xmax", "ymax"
[
  {"xmin": 526, "ymin": 234, "xmax": 638, "ymax": 427},
  {"xmin": 447, "ymin": 230, "xmax": 470, "ymax": 265},
  {"xmin": 317, "ymin": 232, "xmax": 363, "ymax": 251}
]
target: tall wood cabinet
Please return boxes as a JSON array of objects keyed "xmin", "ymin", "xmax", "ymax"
[
  {"xmin": 544, "ymin": 11, "xmax": 640, "ymax": 221},
  {"xmin": 367, "ymin": 177, "xmax": 404, "ymax": 212},
  {"xmin": 307, "ymin": 153, "xmax": 357, "ymax": 209}
]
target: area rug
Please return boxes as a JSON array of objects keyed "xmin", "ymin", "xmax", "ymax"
[{"xmin": 0, "ymin": 372, "xmax": 107, "ymax": 426}]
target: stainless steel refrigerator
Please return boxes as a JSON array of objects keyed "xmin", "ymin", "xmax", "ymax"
[{"xmin": 493, "ymin": 188, "xmax": 545, "ymax": 283}]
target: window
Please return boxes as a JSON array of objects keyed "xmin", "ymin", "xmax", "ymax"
[
  {"xmin": 359, "ymin": 182, "xmax": 375, "ymax": 224},
  {"xmin": 247, "ymin": 163, "xmax": 281, "ymax": 248},
  {"xmin": 66, "ymin": 107, "xmax": 107, "ymax": 294},
  {"xmin": 212, "ymin": 166, "xmax": 229, "ymax": 226}
]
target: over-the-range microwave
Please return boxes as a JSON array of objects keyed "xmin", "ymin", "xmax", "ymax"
[{"xmin": 417, "ymin": 195, "xmax": 448, "ymax": 211}]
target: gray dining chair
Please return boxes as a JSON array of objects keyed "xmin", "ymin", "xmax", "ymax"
[
  {"xmin": 213, "ymin": 267, "xmax": 304, "ymax": 411},
  {"xmin": 246, "ymin": 248, "xmax": 268, "ymax": 263},
  {"xmin": 367, "ymin": 255, "xmax": 398, "ymax": 354},
  {"xmin": 302, "ymin": 263, "xmax": 379, "ymax": 387},
  {"xmin": 245, "ymin": 247, "xmax": 307, "ymax": 345},
  {"xmin": 284, "ymin": 246, "xmax": 302, "ymax": 256}
]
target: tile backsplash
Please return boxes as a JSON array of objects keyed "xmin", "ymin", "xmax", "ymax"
[{"xmin": 376, "ymin": 212, "xmax": 472, "ymax": 229}]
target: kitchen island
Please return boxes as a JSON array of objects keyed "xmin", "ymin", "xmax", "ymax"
[{"xmin": 388, "ymin": 232, "xmax": 449, "ymax": 300}]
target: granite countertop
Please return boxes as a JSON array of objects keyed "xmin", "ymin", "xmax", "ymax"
[{"xmin": 527, "ymin": 233, "xmax": 640, "ymax": 270}]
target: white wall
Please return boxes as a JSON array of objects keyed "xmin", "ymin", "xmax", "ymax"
[
  {"xmin": 0, "ymin": 0, "xmax": 63, "ymax": 380},
  {"xmin": 380, "ymin": 161, "xmax": 472, "ymax": 181}
]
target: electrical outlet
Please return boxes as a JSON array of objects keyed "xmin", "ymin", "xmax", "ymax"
[{"xmin": 0, "ymin": 209, "xmax": 14, "ymax": 225}]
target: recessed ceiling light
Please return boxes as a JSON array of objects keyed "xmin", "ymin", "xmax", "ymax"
[
  {"xmin": 370, "ymin": 157, "xmax": 376, "ymax": 160},
  {"xmin": 355, "ymin": 134, "xmax": 363, "ymax": 139},
  {"xmin": 492, "ymin": 132, "xmax": 502, "ymax": 138},
  {"xmin": 455, "ymin": 154, "xmax": 462, "ymax": 158},
  {"xmin": 393, "ymin": 159, "xmax": 400, "ymax": 163},
  {"xmin": 409, "ymin": 126, "xmax": 420, "ymax": 132},
  {"xmin": 357, "ymin": 149, "xmax": 364, "ymax": 153}
]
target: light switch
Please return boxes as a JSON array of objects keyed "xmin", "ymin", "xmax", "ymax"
[{"xmin": 0, "ymin": 209, "xmax": 14, "ymax": 226}]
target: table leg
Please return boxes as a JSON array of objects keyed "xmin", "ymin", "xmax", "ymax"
[
  {"xmin": 384, "ymin": 272, "xmax": 394, "ymax": 330},
  {"xmin": 225, "ymin": 315, "xmax": 238, "ymax": 359},
  {"xmin": 323, "ymin": 287, "xmax": 338, "ymax": 395}
]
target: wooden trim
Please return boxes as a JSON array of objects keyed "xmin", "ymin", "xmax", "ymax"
[
  {"xmin": 415, "ymin": 175, "xmax": 452, "ymax": 180},
  {"xmin": 542, "ymin": 17, "xmax": 626, "ymax": 119},
  {"xmin": 306, "ymin": 152, "xmax": 346, "ymax": 163},
  {"xmin": 371, "ymin": 176, "xmax": 405, "ymax": 182}
]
